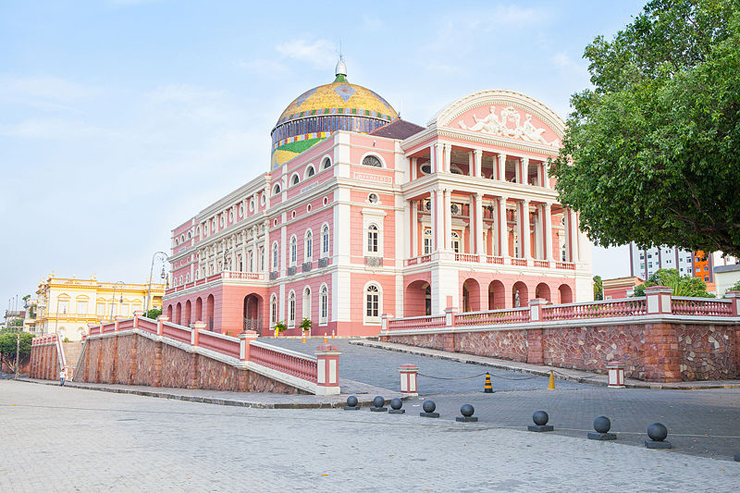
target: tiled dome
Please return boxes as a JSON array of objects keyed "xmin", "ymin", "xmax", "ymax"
[{"xmin": 270, "ymin": 59, "xmax": 399, "ymax": 168}]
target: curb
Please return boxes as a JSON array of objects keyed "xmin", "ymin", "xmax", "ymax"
[{"xmin": 14, "ymin": 378, "xmax": 395, "ymax": 410}]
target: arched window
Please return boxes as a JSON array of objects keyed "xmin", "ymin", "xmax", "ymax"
[
  {"xmin": 291, "ymin": 173, "xmax": 300, "ymax": 186},
  {"xmin": 320, "ymin": 285, "xmax": 328, "ymax": 325},
  {"xmin": 273, "ymin": 183, "xmax": 281, "ymax": 195},
  {"xmin": 259, "ymin": 247, "xmax": 265, "ymax": 271},
  {"xmin": 365, "ymin": 284, "xmax": 381, "ymax": 322},
  {"xmin": 321, "ymin": 224, "xmax": 330, "ymax": 257},
  {"xmin": 272, "ymin": 242, "xmax": 279, "ymax": 270},
  {"xmin": 305, "ymin": 230, "xmax": 313, "ymax": 261},
  {"xmin": 423, "ymin": 228, "xmax": 432, "ymax": 254},
  {"xmin": 451, "ymin": 231, "xmax": 461, "ymax": 253},
  {"xmin": 270, "ymin": 294, "xmax": 278, "ymax": 326},
  {"xmin": 367, "ymin": 224, "xmax": 379, "ymax": 254},
  {"xmin": 303, "ymin": 287, "xmax": 311, "ymax": 320},
  {"xmin": 248, "ymin": 251, "xmax": 254, "ymax": 272},
  {"xmin": 305, "ymin": 165, "xmax": 315, "ymax": 178},
  {"xmin": 290, "ymin": 236, "xmax": 297, "ymax": 265},
  {"xmin": 362, "ymin": 155, "xmax": 382, "ymax": 167},
  {"xmin": 288, "ymin": 291, "xmax": 296, "ymax": 327},
  {"xmin": 322, "ymin": 157, "xmax": 332, "ymax": 169}
]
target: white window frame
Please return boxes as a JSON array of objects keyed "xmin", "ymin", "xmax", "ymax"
[
  {"xmin": 321, "ymin": 223, "xmax": 330, "ymax": 258},
  {"xmin": 288, "ymin": 291, "xmax": 296, "ymax": 327},
  {"xmin": 302, "ymin": 286, "xmax": 311, "ymax": 321},
  {"xmin": 290, "ymin": 235, "xmax": 298, "ymax": 266},
  {"xmin": 364, "ymin": 282, "xmax": 382, "ymax": 324},
  {"xmin": 270, "ymin": 294, "xmax": 278, "ymax": 326},
  {"xmin": 319, "ymin": 284, "xmax": 329, "ymax": 326},
  {"xmin": 272, "ymin": 242, "xmax": 279, "ymax": 270},
  {"xmin": 304, "ymin": 229, "xmax": 313, "ymax": 261}
]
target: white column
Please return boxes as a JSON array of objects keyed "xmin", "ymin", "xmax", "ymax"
[
  {"xmin": 444, "ymin": 188, "xmax": 452, "ymax": 250},
  {"xmin": 544, "ymin": 202, "xmax": 554, "ymax": 261},
  {"xmin": 497, "ymin": 196, "xmax": 508, "ymax": 256},
  {"xmin": 443, "ymin": 143, "xmax": 451, "ymax": 174},
  {"xmin": 468, "ymin": 151, "xmax": 474, "ymax": 177},
  {"xmin": 542, "ymin": 161, "xmax": 549, "ymax": 189},
  {"xmin": 521, "ymin": 158, "xmax": 529, "ymax": 186},
  {"xmin": 263, "ymin": 220, "xmax": 270, "ymax": 272},
  {"xmin": 435, "ymin": 144, "xmax": 443, "ymax": 173},
  {"xmin": 410, "ymin": 200, "xmax": 417, "ymax": 257},
  {"xmin": 411, "ymin": 157, "xmax": 417, "ymax": 181},
  {"xmin": 429, "ymin": 145, "xmax": 437, "ymax": 173},
  {"xmin": 475, "ymin": 193, "xmax": 484, "ymax": 256},
  {"xmin": 433, "ymin": 190, "xmax": 444, "ymax": 251},
  {"xmin": 572, "ymin": 210, "xmax": 581, "ymax": 262},
  {"xmin": 474, "ymin": 148, "xmax": 482, "ymax": 178},
  {"xmin": 497, "ymin": 153, "xmax": 506, "ymax": 181},
  {"xmin": 522, "ymin": 200, "xmax": 531, "ymax": 259}
]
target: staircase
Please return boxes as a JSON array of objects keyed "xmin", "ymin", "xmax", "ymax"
[{"xmin": 62, "ymin": 342, "xmax": 83, "ymax": 381}]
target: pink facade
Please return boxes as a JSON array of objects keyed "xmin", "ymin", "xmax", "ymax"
[{"xmin": 163, "ymin": 78, "xmax": 592, "ymax": 337}]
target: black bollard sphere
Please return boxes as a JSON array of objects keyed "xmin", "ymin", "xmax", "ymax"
[
  {"xmin": 372, "ymin": 396, "xmax": 385, "ymax": 408},
  {"xmin": 533, "ymin": 410, "xmax": 549, "ymax": 426},
  {"xmin": 460, "ymin": 404, "xmax": 475, "ymax": 417},
  {"xmin": 593, "ymin": 416, "xmax": 611, "ymax": 434},
  {"xmin": 647, "ymin": 423, "xmax": 668, "ymax": 442},
  {"xmin": 390, "ymin": 398, "xmax": 403, "ymax": 410},
  {"xmin": 346, "ymin": 396, "xmax": 358, "ymax": 407},
  {"xmin": 422, "ymin": 400, "xmax": 436, "ymax": 413}
]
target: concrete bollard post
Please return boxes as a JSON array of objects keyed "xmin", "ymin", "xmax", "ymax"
[
  {"xmin": 157, "ymin": 315, "xmax": 169, "ymax": 336},
  {"xmin": 398, "ymin": 364, "xmax": 419, "ymax": 396},
  {"xmin": 315, "ymin": 345, "xmax": 341, "ymax": 395},
  {"xmin": 645, "ymin": 286, "xmax": 673, "ymax": 314},
  {"xmin": 444, "ymin": 307, "xmax": 457, "ymax": 327},
  {"xmin": 238, "ymin": 330, "xmax": 258, "ymax": 361},
  {"xmin": 381, "ymin": 314, "xmax": 390, "ymax": 332},
  {"xmin": 607, "ymin": 361, "xmax": 625, "ymax": 389},
  {"xmin": 191, "ymin": 321, "xmax": 206, "ymax": 346}
]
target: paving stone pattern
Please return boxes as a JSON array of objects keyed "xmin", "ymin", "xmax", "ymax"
[{"xmin": 2, "ymin": 380, "xmax": 739, "ymax": 492}]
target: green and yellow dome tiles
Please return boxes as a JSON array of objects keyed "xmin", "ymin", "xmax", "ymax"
[{"xmin": 270, "ymin": 59, "xmax": 399, "ymax": 168}]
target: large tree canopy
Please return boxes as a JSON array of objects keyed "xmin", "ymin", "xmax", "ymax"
[{"xmin": 552, "ymin": 0, "xmax": 740, "ymax": 256}]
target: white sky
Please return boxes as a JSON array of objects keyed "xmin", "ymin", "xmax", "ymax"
[{"xmin": 1, "ymin": 0, "xmax": 644, "ymax": 314}]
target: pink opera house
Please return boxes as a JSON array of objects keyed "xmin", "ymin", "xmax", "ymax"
[{"xmin": 163, "ymin": 59, "xmax": 593, "ymax": 337}]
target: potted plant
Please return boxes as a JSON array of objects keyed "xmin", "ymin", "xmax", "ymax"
[
  {"xmin": 299, "ymin": 317, "xmax": 312, "ymax": 335},
  {"xmin": 274, "ymin": 321, "xmax": 287, "ymax": 337}
]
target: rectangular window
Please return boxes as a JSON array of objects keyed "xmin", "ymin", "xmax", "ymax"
[
  {"xmin": 96, "ymin": 303, "xmax": 105, "ymax": 316},
  {"xmin": 76, "ymin": 301, "xmax": 88, "ymax": 315},
  {"xmin": 58, "ymin": 300, "xmax": 68, "ymax": 314}
]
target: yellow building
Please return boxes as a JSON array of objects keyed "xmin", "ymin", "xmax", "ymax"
[{"xmin": 28, "ymin": 274, "xmax": 165, "ymax": 341}]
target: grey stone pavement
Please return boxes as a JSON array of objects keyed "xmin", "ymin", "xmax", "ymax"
[{"xmin": 2, "ymin": 380, "xmax": 739, "ymax": 492}]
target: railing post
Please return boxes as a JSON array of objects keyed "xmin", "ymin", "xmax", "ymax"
[
  {"xmin": 645, "ymin": 286, "xmax": 673, "ymax": 314},
  {"xmin": 239, "ymin": 330, "xmax": 258, "ymax": 362},
  {"xmin": 157, "ymin": 315, "xmax": 169, "ymax": 336},
  {"xmin": 133, "ymin": 310, "xmax": 144, "ymax": 329},
  {"xmin": 529, "ymin": 298, "xmax": 547, "ymax": 322},
  {"xmin": 726, "ymin": 291, "xmax": 740, "ymax": 316},
  {"xmin": 315, "ymin": 345, "xmax": 341, "ymax": 395},
  {"xmin": 445, "ymin": 307, "xmax": 457, "ymax": 327},
  {"xmin": 114, "ymin": 316, "xmax": 120, "ymax": 332},
  {"xmin": 191, "ymin": 321, "xmax": 206, "ymax": 346},
  {"xmin": 381, "ymin": 314, "xmax": 391, "ymax": 332},
  {"xmin": 399, "ymin": 364, "xmax": 419, "ymax": 396}
]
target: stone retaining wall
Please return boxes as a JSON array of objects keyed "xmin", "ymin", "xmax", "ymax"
[
  {"xmin": 382, "ymin": 320, "xmax": 740, "ymax": 383},
  {"xmin": 77, "ymin": 331, "xmax": 304, "ymax": 394}
]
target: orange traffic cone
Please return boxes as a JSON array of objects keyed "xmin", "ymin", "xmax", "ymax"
[
  {"xmin": 301, "ymin": 333, "xmax": 306, "ymax": 343},
  {"xmin": 331, "ymin": 330, "xmax": 336, "ymax": 339},
  {"xmin": 323, "ymin": 334, "xmax": 328, "ymax": 343}
]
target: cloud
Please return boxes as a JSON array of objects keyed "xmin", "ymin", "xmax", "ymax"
[
  {"xmin": 0, "ymin": 118, "xmax": 119, "ymax": 139},
  {"xmin": 362, "ymin": 15, "xmax": 384, "ymax": 32},
  {"xmin": 146, "ymin": 84, "xmax": 234, "ymax": 123},
  {"xmin": 550, "ymin": 51, "xmax": 587, "ymax": 73},
  {"xmin": 234, "ymin": 58, "xmax": 290, "ymax": 76},
  {"xmin": 0, "ymin": 76, "xmax": 98, "ymax": 111},
  {"xmin": 275, "ymin": 39, "xmax": 336, "ymax": 69}
]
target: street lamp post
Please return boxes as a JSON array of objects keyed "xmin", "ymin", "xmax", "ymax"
[
  {"xmin": 146, "ymin": 251, "xmax": 168, "ymax": 317},
  {"xmin": 110, "ymin": 281, "xmax": 124, "ymax": 320}
]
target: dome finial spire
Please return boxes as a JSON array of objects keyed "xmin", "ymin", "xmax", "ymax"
[{"xmin": 334, "ymin": 43, "xmax": 347, "ymax": 82}]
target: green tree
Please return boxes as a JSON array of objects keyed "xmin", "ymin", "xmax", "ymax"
[
  {"xmin": 145, "ymin": 308, "xmax": 162, "ymax": 319},
  {"xmin": 0, "ymin": 331, "xmax": 33, "ymax": 373},
  {"xmin": 593, "ymin": 275, "xmax": 603, "ymax": 300},
  {"xmin": 552, "ymin": 0, "xmax": 740, "ymax": 256},
  {"xmin": 632, "ymin": 268, "xmax": 714, "ymax": 297},
  {"xmin": 727, "ymin": 279, "xmax": 740, "ymax": 293}
]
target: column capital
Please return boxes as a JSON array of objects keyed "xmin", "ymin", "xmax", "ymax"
[
  {"xmin": 474, "ymin": 191, "xmax": 483, "ymax": 199},
  {"xmin": 521, "ymin": 156, "xmax": 529, "ymax": 164},
  {"xmin": 474, "ymin": 148, "xmax": 483, "ymax": 156}
]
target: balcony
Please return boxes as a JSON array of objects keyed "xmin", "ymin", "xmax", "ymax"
[{"xmin": 403, "ymin": 253, "xmax": 576, "ymax": 271}]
